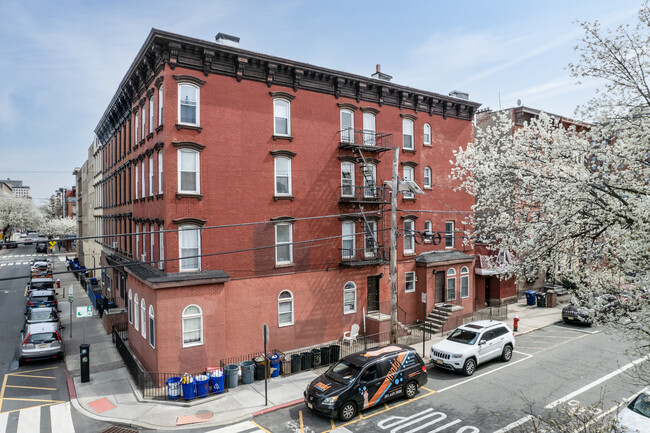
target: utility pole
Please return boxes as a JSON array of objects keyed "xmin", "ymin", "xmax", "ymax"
[{"xmin": 390, "ymin": 147, "xmax": 399, "ymax": 344}]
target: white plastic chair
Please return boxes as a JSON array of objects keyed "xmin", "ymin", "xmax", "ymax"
[{"xmin": 343, "ymin": 324, "xmax": 360, "ymax": 344}]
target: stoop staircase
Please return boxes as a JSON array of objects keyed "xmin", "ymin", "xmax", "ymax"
[{"xmin": 423, "ymin": 304, "xmax": 453, "ymax": 334}]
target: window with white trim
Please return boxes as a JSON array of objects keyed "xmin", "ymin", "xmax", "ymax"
[
  {"xmin": 424, "ymin": 220, "xmax": 432, "ymax": 239},
  {"xmin": 363, "ymin": 112, "xmax": 376, "ymax": 145},
  {"xmin": 445, "ymin": 221, "xmax": 455, "ymax": 248},
  {"xmin": 403, "ymin": 118, "xmax": 414, "ymax": 150},
  {"xmin": 178, "ymin": 83, "xmax": 199, "ymax": 126},
  {"xmin": 403, "ymin": 166, "xmax": 414, "ymax": 199},
  {"xmin": 128, "ymin": 289, "xmax": 133, "ymax": 323},
  {"xmin": 404, "ymin": 219, "xmax": 415, "ymax": 254},
  {"xmin": 182, "ymin": 305, "xmax": 203, "ymax": 347},
  {"xmin": 141, "ymin": 106, "xmax": 146, "ymax": 140},
  {"xmin": 424, "ymin": 166, "xmax": 432, "ymax": 188},
  {"xmin": 140, "ymin": 298, "xmax": 146, "ymax": 339},
  {"xmin": 460, "ymin": 266, "xmax": 469, "ymax": 298},
  {"xmin": 148, "ymin": 305, "xmax": 155, "ymax": 348},
  {"xmin": 342, "ymin": 221, "xmax": 355, "ymax": 259},
  {"xmin": 141, "ymin": 159, "xmax": 145, "ymax": 198},
  {"xmin": 343, "ymin": 281, "xmax": 356, "ymax": 314},
  {"xmin": 149, "ymin": 98, "xmax": 154, "ymax": 134},
  {"xmin": 150, "ymin": 223, "xmax": 155, "ymax": 267},
  {"xmin": 447, "ymin": 268, "xmax": 457, "ymax": 300},
  {"xmin": 273, "ymin": 99, "xmax": 290, "ymax": 136},
  {"xmin": 134, "ymin": 164, "xmax": 139, "ymax": 200},
  {"xmin": 157, "ymin": 151, "xmax": 163, "ymax": 194},
  {"xmin": 135, "ymin": 224, "xmax": 140, "ymax": 259},
  {"xmin": 405, "ymin": 271, "xmax": 416, "ymax": 293},
  {"xmin": 278, "ymin": 290, "xmax": 294, "ymax": 326},
  {"xmin": 364, "ymin": 163, "xmax": 377, "ymax": 198},
  {"xmin": 158, "ymin": 87, "xmax": 163, "ymax": 126},
  {"xmin": 423, "ymin": 123, "xmax": 431, "ymax": 145},
  {"xmin": 364, "ymin": 220, "xmax": 377, "ymax": 259},
  {"xmin": 341, "ymin": 161, "xmax": 354, "ymax": 197},
  {"xmin": 134, "ymin": 112, "xmax": 139, "ymax": 145},
  {"xmin": 275, "ymin": 222, "xmax": 293, "ymax": 265},
  {"xmin": 158, "ymin": 224, "xmax": 164, "ymax": 270},
  {"xmin": 179, "ymin": 225, "xmax": 201, "ymax": 271},
  {"xmin": 134, "ymin": 293, "xmax": 139, "ymax": 331},
  {"xmin": 274, "ymin": 157, "xmax": 291, "ymax": 196},
  {"xmin": 178, "ymin": 149, "xmax": 200, "ymax": 194},
  {"xmin": 148, "ymin": 156, "xmax": 153, "ymax": 196},
  {"xmin": 340, "ymin": 109, "xmax": 354, "ymax": 143}
]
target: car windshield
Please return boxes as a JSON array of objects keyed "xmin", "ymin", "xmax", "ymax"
[
  {"xmin": 628, "ymin": 392, "xmax": 650, "ymax": 418},
  {"xmin": 26, "ymin": 332, "xmax": 58, "ymax": 344},
  {"xmin": 30, "ymin": 310, "xmax": 56, "ymax": 321},
  {"xmin": 325, "ymin": 359, "xmax": 362, "ymax": 384},
  {"xmin": 447, "ymin": 328, "xmax": 479, "ymax": 345}
]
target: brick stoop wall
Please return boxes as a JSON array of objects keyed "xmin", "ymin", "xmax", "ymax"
[{"xmin": 102, "ymin": 310, "xmax": 128, "ymax": 334}]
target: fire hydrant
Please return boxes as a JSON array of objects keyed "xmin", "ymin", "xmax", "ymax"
[
  {"xmin": 513, "ymin": 315, "xmax": 519, "ymax": 332},
  {"xmin": 56, "ymin": 279, "xmax": 61, "ymax": 288}
]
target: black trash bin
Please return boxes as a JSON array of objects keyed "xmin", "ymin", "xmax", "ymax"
[
  {"xmin": 254, "ymin": 356, "xmax": 266, "ymax": 380},
  {"xmin": 329, "ymin": 344, "xmax": 340, "ymax": 362},
  {"xmin": 300, "ymin": 352, "xmax": 312, "ymax": 370},
  {"xmin": 320, "ymin": 346, "xmax": 331, "ymax": 365},
  {"xmin": 536, "ymin": 292, "xmax": 547, "ymax": 308},
  {"xmin": 291, "ymin": 354, "xmax": 301, "ymax": 373},
  {"xmin": 311, "ymin": 348, "xmax": 321, "ymax": 367}
]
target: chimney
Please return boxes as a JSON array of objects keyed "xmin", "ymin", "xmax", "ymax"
[
  {"xmin": 371, "ymin": 64, "xmax": 393, "ymax": 82},
  {"xmin": 215, "ymin": 33, "xmax": 240, "ymax": 48}
]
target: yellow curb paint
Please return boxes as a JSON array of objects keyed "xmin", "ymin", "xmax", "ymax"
[{"xmin": 299, "ymin": 410, "xmax": 304, "ymax": 432}]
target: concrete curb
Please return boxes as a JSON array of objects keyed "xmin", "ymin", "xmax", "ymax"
[{"xmin": 253, "ymin": 398, "xmax": 305, "ymax": 417}]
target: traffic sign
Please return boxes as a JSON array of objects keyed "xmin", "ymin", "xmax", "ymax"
[
  {"xmin": 76, "ymin": 306, "xmax": 93, "ymax": 318},
  {"xmin": 49, "ymin": 241, "xmax": 56, "ymax": 247}
]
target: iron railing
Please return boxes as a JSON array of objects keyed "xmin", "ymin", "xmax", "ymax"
[
  {"xmin": 338, "ymin": 128, "xmax": 393, "ymax": 149},
  {"xmin": 339, "ymin": 185, "xmax": 390, "ymax": 203}
]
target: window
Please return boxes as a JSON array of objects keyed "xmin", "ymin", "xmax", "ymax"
[
  {"xmin": 461, "ymin": 266, "xmax": 469, "ymax": 298},
  {"xmin": 403, "ymin": 118, "xmax": 414, "ymax": 150},
  {"xmin": 424, "ymin": 220, "xmax": 432, "ymax": 239},
  {"xmin": 158, "ymin": 224, "xmax": 164, "ymax": 270},
  {"xmin": 405, "ymin": 271, "xmax": 416, "ymax": 293},
  {"xmin": 274, "ymin": 157, "xmax": 291, "ymax": 196},
  {"xmin": 423, "ymin": 123, "xmax": 431, "ymax": 145},
  {"xmin": 363, "ymin": 112, "xmax": 375, "ymax": 145},
  {"xmin": 403, "ymin": 166, "xmax": 414, "ymax": 199},
  {"xmin": 182, "ymin": 305, "xmax": 203, "ymax": 347},
  {"xmin": 273, "ymin": 99, "xmax": 290, "ymax": 136},
  {"xmin": 404, "ymin": 219, "xmax": 415, "ymax": 254},
  {"xmin": 178, "ymin": 83, "xmax": 199, "ymax": 126},
  {"xmin": 364, "ymin": 163, "xmax": 377, "ymax": 198},
  {"xmin": 364, "ymin": 220, "xmax": 377, "ymax": 259},
  {"xmin": 341, "ymin": 162, "xmax": 354, "ymax": 197},
  {"xmin": 275, "ymin": 223, "xmax": 293, "ymax": 265},
  {"xmin": 134, "ymin": 293, "xmax": 139, "ymax": 331},
  {"xmin": 128, "ymin": 289, "xmax": 132, "ymax": 323},
  {"xmin": 134, "ymin": 164, "xmax": 139, "ymax": 200},
  {"xmin": 158, "ymin": 87, "xmax": 163, "ymax": 127},
  {"xmin": 148, "ymin": 156, "xmax": 153, "ymax": 196},
  {"xmin": 140, "ymin": 298, "xmax": 146, "ymax": 339},
  {"xmin": 148, "ymin": 305, "xmax": 155, "ymax": 348},
  {"xmin": 278, "ymin": 291, "xmax": 294, "ymax": 326},
  {"xmin": 141, "ymin": 159, "xmax": 145, "ymax": 198},
  {"xmin": 157, "ymin": 151, "xmax": 163, "ymax": 194},
  {"xmin": 178, "ymin": 149, "xmax": 200, "ymax": 194},
  {"xmin": 343, "ymin": 282, "xmax": 356, "ymax": 314},
  {"xmin": 141, "ymin": 106, "xmax": 146, "ymax": 140},
  {"xmin": 135, "ymin": 224, "xmax": 139, "ymax": 259},
  {"xmin": 149, "ymin": 98, "xmax": 154, "ymax": 134},
  {"xmin": 134, "ymin": 112, "xmax": 139, "ymax": 145},
  {"xmin": 445, "ymin": 221, "xmax": 455, "ymax": 248},
  {"xmin": 340, "ymin": 109, "xmax": 354, "ymax": 143},
  {"xmin": 424, "ymin": 166, "xmax": 431, "ymax": 188},
  {"xmin": 342, "ymin": 221, "xmax": 355, "ymax": 259},
  {"xmin": 447, "ymin": 268, "xmax": 457, "ymax": 300},
  {"xmin": 179, "ymin": 225, "xmax": 200, "ymax": 271},
  {"xmin": 150, "ymin": 223, "xmax": 155, "ymax": 267}
]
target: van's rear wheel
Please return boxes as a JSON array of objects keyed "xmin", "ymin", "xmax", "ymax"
[
  {"xmin": 339, "ymin": 401, "xmax": 357, "ymax": 421},
  {"xmin": 405, "ymin": 381, "xmax": 418, "ymax": 399}
]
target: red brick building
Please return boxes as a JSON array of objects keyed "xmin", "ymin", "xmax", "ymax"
[{"xmin": 93, "ymin": 30, "xmax": 480, "ymax": 374}]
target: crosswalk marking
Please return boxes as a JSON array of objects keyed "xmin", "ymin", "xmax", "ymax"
[
  {"xmin": 16, "ymin": 405, "xmax": 40, "ymax": 433},
  {"xmin": 50, "ymin": 402, "xmax": 75, "ymax": 433},
  {"xmin": 0, "ymin": 411, "xmax": 7, "ymax": 433},
  {"xmin": 206, "ymin": 421, "xmax": 264, "ymax": 432},
  {"xmin": 0, "ymin": 402, "xmax": 75, "ymax": 432}
]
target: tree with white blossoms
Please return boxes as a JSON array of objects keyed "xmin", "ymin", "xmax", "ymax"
[
  {"xmin": 452, "ymin": 3, "xmax": 649, "ymax": 381},
  {"xmin": 38, "ymin": 217, "xmax": 77, "ymax": 238},
  {"xmin": 0, "ymin": 196, "xmax": 42, "ymax": 241}
]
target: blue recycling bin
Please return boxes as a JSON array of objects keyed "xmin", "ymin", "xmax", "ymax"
[
  {"xmin": 209, "ymin": 370, "xmax": 225, "ymax": 394},
  {"xmin": 181, "ymin": 376, "xmax": 196, "ymax": 400},
  {"xmin": 267, "ymin": 353, "xmax": 280, "ymax": 377},
  {"xmin": 195, "ymin": 374, "xmax": 209, "ymax": 398},
  {"xmin": 525, "ymin": 290, "xmax": 537, "ymax": 306},
  {"xmin": 166, "ymin": 377, "xmax": 181, "ymax": 400}
]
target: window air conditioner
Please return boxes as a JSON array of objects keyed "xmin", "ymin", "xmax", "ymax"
[
  {"xmin": 112, "ymin": 242, "xmax": 118, "ymax": 249},
  {"xmin": 141, "ymin": 254, "xmax": 147, "ymax": 262}
]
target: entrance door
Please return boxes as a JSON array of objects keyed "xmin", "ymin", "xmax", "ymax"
[
  {"xmin": 367, "ymin": 276, "xmax": 380, "ymax": 312},
  {"xmin": 485, "ymin": 278, "xmax": 491, "ymax": 304},
  {"xmin": 435, "ymin": 271, "xmax": 444, "ymax": 303}
]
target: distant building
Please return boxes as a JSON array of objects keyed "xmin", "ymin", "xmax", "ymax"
[{"xmin": 2, "ymin": 178, "xmax": 31, "ymax": 198}]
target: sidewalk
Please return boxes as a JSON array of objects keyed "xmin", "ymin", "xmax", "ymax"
[{"xmin": 56, "ymin": 255, "xmax": 568, "ymax": 430}]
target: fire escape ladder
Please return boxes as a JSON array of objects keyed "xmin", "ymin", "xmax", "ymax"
[
  {"xmin": 352, "ymin": 147, "xmax": 375, "ymax": 198},
  {"xmin": 357, "ymin": 204, "xmax": 380, "ymax": 260}
]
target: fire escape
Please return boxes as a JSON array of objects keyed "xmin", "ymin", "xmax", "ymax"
[{"xmin": 338, "ymin": 128, "xmax": 392, "ymax": 267}]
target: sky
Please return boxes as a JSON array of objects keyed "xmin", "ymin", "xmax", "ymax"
[{"xmin": 0, "ymin": 0, "xmax": 643, "ymax": 205}]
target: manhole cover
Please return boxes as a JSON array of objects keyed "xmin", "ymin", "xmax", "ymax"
[{"xmin": 100, "ymin": 426, "xmax": 139, "ymax": 433}]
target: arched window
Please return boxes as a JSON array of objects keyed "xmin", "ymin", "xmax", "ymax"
[
  {"xmin": 128, "ymin": 289, "xmax": 132, "ymax": 323},
  {"xmin": 178, "ymin": 83, "xmax": 199, "ymax": 126},
  {"xmin": 461, "ymin": 266, "xmax": 470, "ymax": 298},
  {"xmin": 149, "ymin": 305, "xmax": 155, "ymax": 348},
  {"xmin": 278, "ymin": 290, "xmax": 294, "ymax": 326},
  {"xmin": 273, "ymin": 99, "xmax": 291, "ymax": 136},
  {"xmin": 134, "ymin": 294, "xmax": 139, "ymax": 331},
  {"xmin": 424, "ymin": 166, "xmax": 432, "ymax": 188},
  {"xmin": 343, "ymin": 282, "xmax": 356, "ymax": 314},
  {"xmin": 446, "ymin": 268, "xmax": 457, "ymax": 301},
  {"xmin": 182, "ymin": 305, "xmax": 203, "ymax": 347},
  {"xmin": 140, "ymin": 298, "xmax": 146, "ymax": 339},
  {"xmin": 423, "ymin": 123, "xmax": 431, "ymax": 145}
]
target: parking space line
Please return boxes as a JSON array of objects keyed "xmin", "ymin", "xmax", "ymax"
[
  {"xmin": 250, "ymin": 420, "xmax": 271, "ymax": 433},
  {"xmin": 5, "ymin": 385, "xmax": 57, "ymax": 391},
  {"xmin": 14, "ymin": 366, "xmax": 58, "ymax": 374},
  {"xmin": 12, "ymin": 374, "xmax": 56, "ymax": 379},
  {"xmin": 299, "ymin": 410, "xmax": 305, "ymax": 432},
  {"xmin": 330, "ymin": 418, "xmax": 336, "ymax": 429}
]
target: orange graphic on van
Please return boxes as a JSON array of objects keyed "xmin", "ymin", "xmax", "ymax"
[
  {"xmin": 361, "ymin": 346, "xmax": 403, "ymax": 358},
  {"xmin": 314, "ymin": 382, "xmax": 331, "ymax": 392}
]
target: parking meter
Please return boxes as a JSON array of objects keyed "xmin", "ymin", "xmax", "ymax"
[{"xmin": 80, "ymin": 344, "xmax": 90, "ymax": 383}]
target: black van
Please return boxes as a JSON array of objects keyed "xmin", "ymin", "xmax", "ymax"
[{"xmin": 304, "ymin": 344, "xmax": 427, "ymax": 421}]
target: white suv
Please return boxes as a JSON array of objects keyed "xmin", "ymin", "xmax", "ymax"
[{"xmin": 429, "ymin": 320, "xmax": 515, "ymax": 376}]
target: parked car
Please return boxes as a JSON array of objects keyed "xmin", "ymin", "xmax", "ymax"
[
  {"xmin": 304, "ymin": 344, "xmax": 428, "ymax": 421},
  {"xmin": 25, "ymin": 306, "xmax": 60, "ymax": 325},
  {"xmin": 18, "ymin": 322, "xmax": 64, "ymax": 366},
  {"xmin": 562, "ymin": 294, "xmax": 619, "ymax": 326},
  {"xmin": 26, "ymin": 277, "xmax": 55, "ymax": 295},
  {"xmin": 35, "ymin": 242, "xmax": 47, "ymax": 253},
  {"xmin": 25, "ymin": 290, "xmax": 58, "ymax": 312},
  {"xmin": 2, "ymin": 240, "xmax": 18, "ymax": 248},
  {"xmin": 430, "ymin": 320, "xmax": 515, "ymax": 376},
  {"xmin": 618, "ymin": 388, "xmax": 650, "ymax": 431},
  {"xmin": 23, "ymin": 238, "xmax": 33, "ymax": 245}
]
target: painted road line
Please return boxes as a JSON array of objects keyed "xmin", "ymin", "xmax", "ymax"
[
  {"xmin": 330, "ymin": 427, "xmax": 354, "ymax": 432},
  {"xmin": 492, "ymin": 415, "xmax": 534, "ymax": 433},
  {"xmin": 0, "ymin": 411, "xmax": 7, "ymax": 433},
  {"xmin": 545, "ymin": 355, "xmax": 649, "ymax": 409},
  {"xmin": 207, "ymin": 420, "xmax": 265, "ymax": 432},
  {"xmin": 5, "ymin": 385, "xmax": 56, "ymax": 391},
  {"xmin": 16, "ymin": 405, "xmax": 40, "ymax": 433},
  {"xmin": 50, "ymin": 402, "xmax": 75, "ymax": 433}
]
